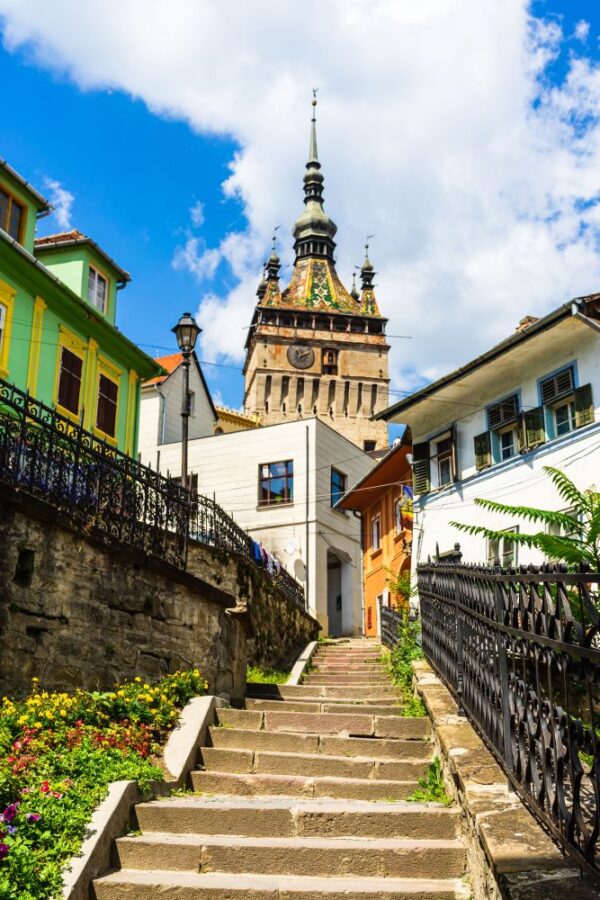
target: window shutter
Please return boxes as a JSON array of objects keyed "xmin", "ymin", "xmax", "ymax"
[
  {"xmin": 488, "ymin": 395, "xmax": 518, "ymax": 430},
  {"xmin": 574, "ymin": 383, "xmax": 594, "ymax": 428},
  {"xmin": 540, "ymin": 367, "xmax": 574, "ymax": 405},
  {"xmin": 451, "ymin": 422, "xmax": 459, "ymax": 482},
  {"xmin": 412, "ymin": 441, "xmax": 430, "ymax": 495},
  {"xmin": 523, "ymin": 406, "xmax": 546, "ymax": 449},
  {"xmin": 474, "ymin": 431, "xmax": 492, "ymax": 471}
]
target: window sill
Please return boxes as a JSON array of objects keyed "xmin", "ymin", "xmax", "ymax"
[
  {"xmin": 257, "ymin": 501, "xmax": 295, "ymax": 511},
  {"xmin": 93, "ymin": 426, "xmax": 118, "ymax": 447},
  {"xmin": 0, "ymin": 366, "xmax": 9, "ymax": 379},
  {"xmin": 55, "ymin": 403, "xmax": 82, "ymax": 424},
  {"xmin": 371, "ymin": 548, "xmax": 383, "ymax": 559}
]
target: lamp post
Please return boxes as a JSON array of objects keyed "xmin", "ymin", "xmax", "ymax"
[{"xmin": 172, "ymin": 312, "xmax": 202, "ymax": 492}]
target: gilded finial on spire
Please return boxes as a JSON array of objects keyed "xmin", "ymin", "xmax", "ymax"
[{"xmin": 266, "ymin": 226, "xmax": 281, "ymax": 281}]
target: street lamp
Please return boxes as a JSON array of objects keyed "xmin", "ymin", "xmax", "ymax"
[{"xmin": 172, "ymin": 312, "xmax": 202, "ymax": 492}]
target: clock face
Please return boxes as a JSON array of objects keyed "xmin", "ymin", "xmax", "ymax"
[{"xmin": 287, "ymin": 344, "xmax": 315, "ymax": 370}]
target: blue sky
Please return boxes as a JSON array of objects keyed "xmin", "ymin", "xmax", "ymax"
[{"xmin": 2, "ymin": 0, "xmax": 600, "ymax": 411}]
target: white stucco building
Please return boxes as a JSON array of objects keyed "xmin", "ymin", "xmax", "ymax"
[
  {"xmin": 139, "ymin": 352, "xmax": 218, "ymax": 461},
  {"xmin": 138, "ymin": 415, "xmax": 374, "ymax": 636},
  {"xmin": 379, "ymin": 296, "xmax": 600, "ymax": 569}
]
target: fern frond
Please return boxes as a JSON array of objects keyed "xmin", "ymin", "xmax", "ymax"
[
  {"xmin": 472, "ymin": 497, "xmax": 581, "ymax": 531},
  {"xmin": 450, "ymin": 521, "xmax": 540, "ymax": 547},
  {"xmin": 532, "ymin": 533, "xmax": 594, "ymax": 568},
  {"xmin": 543, "ymin": 467, "xmax": 586, "ymax": 510}
]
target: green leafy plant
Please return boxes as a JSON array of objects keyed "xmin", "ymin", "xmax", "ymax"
[
  {"xmin": 246, "ymin": 665, "xmax": 289, "ymax": 684},
  {"xmin": 385, "ymin": 568, "xmax": 417, "ymax": 607},
  {"xmin": 0, "ymin": 669, "xmax": 206, "ymax": 899},
  {"xmin": 450, "ymin": 466, "xmax": 600, "ymax": 571},
  {"xmin": 384, "ymin": 611, "xmax": 427, "ymax": 717},
  {"xmin": 407, "ymin": 758, "xmax": 452, "ymax": 806}
]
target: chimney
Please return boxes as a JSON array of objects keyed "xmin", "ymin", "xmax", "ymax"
[{"xmin": 515, "ymin": 315, "xmax": 539, "ymax": 333}]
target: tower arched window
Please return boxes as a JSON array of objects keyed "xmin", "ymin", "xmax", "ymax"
[{"xmin": 322, "ymin": 348, "xmax": 338, "ymax": 376}]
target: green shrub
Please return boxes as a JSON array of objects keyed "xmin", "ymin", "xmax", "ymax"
[
  {"xmin": 0, "ymin": 669, "xmax": 206, "ymax": 899},
  {"xmin": 385, "ymin": 612, "xmax": 426, "ymax": 716}
]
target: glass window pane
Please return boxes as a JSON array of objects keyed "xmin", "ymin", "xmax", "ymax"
[
  {"xmin": 270, "ymin": 461, "xmax": 288, "ymax": 476},
  {"xmin": 58, "ymin": 348, "xmax": 83, "ymax": 414},
  {"xmin": 8, "ymin": 200, "xmax": 22, "ymax": 240},
  {"xmin": 96, "ymin": 373, "xmax": 118, "ymax": 436},
  {"xmin": 0, "ymin": 189, "xmax": 9, "ymax": 231}
]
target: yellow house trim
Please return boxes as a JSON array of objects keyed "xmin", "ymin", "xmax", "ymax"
[
  {"xmin": 82, "ymin": 338, "xmax": 99, "ymax": 431},
  {"xmin": 125, "ymin": 368, "xmax": 139, "ymax": 456},
  {"xmin": 92, "ymin": 354, "xmax": 123, "ymax": 446},
  {"xmin": 26, "ymin": 296, "xmax": 47, "ymax": 394},
  {"xmin": 54, "ymin": 326, "xmax": 88, "ymax": 423},
  {"xmin": 0, "ymin": 279, "xmax": 17, "ymax": 379}
]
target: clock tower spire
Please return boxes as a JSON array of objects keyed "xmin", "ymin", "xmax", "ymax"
[{"xmin": 242, "ymin": 96, "xmax": 390, "ymax": 451}]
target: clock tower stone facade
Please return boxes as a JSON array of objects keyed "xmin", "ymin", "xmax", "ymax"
[{"xmin": 243, "ymin": 100, "xmax": 389, "ymax": 452}]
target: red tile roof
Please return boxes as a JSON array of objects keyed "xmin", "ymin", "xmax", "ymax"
[
  {"xmin": 34, "ymin": 230, "xmax": 131, "ymax": 282},
  {"xmin": 143, "ymin": 353, "xmax": 183, "ymax": 386},
  {"xmin": 35, "ymin": 230, "xmax": 87, "ymax": 246}
]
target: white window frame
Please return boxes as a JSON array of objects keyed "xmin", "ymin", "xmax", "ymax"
[
  {"xmin": 499, "ymin": 426, "xmax": 517, "ymax": 461},
  {"xmin": 487, "ymin": 526, "xmax": 519, "ymax": 568},
  {"xmin": 371, "ymin": 514, "xmax": 381, "ymax": 553},
  {"xmin": 553, "ymin": 399, "xmax": 576, "ymax": 437},
  {"xmin": 394, "ymin": 496, "xmax": 402, "ymax": 534},
  {"xmin": 87, "ymin": 266, "xmax": 108, "ymax": 314}
]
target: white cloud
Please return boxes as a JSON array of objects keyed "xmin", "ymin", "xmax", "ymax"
[
  {"xmin": 43, "ymin": 176, "xmax": 74, "ymax": 229},
  {"xmin": 574, "ymin": 19, "xmax": 590, "ymax": 42},
  {"xmin": 4, "ymin": 1, "xmax": 600, "ymax": 393},
  {"xmin": 172, "ymin": 236, "xmax": 221, "ymax": 281},
  {"xmin": 190, "ymin": 199, "xmax": 205, "ymax": 227}
]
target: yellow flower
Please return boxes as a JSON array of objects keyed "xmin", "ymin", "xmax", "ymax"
[
  {"xmin": 143, "ymin": 684, "xmax": 150, "ymax": 690},
  {"xmin": 134, "ymin": 677, "xmax": 141, "ymax": 683},
  {"xmin": 60, "ymin": 709, "xmax": 67, "ymax": 717},
  {"xmin": 34, "ymin": 721, "xmax": 42, "ymax": 728},
  {"xmin": 117, "ymin": 690, "xmax": 125, "ymax": 698},
  {"xmin": 204, "ymin": 682, "xmax": 209, "ymax": 690}
]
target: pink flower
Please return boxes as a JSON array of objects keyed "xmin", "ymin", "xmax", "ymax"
[
  {"xmin": 1, "ymin": 804, "xmax": 19, "ymax": 825},
  {"xmin": 40, "ymin": 782, "xmax": 50, "ymax": 794},
  {"xmin": 26, "ymin": 813, "xmax": 41, "ymax": 824},
  {"xmin": 0, "ymin": 844, "xmax": 8, "ymax": 862}
]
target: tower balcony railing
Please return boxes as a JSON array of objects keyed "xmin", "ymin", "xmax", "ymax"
[{"xmin": 0, "ymin": 376, "xmax": 306, "ymax": 610}]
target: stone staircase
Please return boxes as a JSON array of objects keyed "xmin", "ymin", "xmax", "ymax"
[{"xmin": 93, "ymin": 639, "xmax": 470, "ymax": 898}]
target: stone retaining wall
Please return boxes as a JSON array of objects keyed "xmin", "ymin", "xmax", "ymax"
[{"xmin": 0, "ymin": 486, "xmax": 318, "ymax": 699}]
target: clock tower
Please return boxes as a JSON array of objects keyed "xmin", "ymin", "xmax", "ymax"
[{"xmin": 243, "ymin": 98, "xmax": 389, "ymax": 452}]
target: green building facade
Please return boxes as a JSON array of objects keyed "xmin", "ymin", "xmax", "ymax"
[{"xmin": 0, "ymin": 158, "xmax": 161, "ymax": 456}]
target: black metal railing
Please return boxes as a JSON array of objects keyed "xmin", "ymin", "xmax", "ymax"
[
  {"xmin": 418, "ymin": 561, "xmax": 600, "ymax": 876},
  {"xmin": 0, "ymin": 377, "xmax": 306, "ymax": 610},
  {"xmin": 381, "ymin": 604, "xmax": 405, "ymax": 649},
  {"xmin": 0, "ymin": 378, "xmax": 189, "ymax": 568}
]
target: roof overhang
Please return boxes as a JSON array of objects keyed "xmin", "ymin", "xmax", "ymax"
[
  {"xmin": 35, "ymin": 235, "xmax": 131, "ymax": 283},
  {"xmin": 337, "ymin": 437, "xmax": 411, "ymax": 513},
  {"xmin": 0, "ymin": 158, "xmax": 51, "ymax": 215},
  {"xmin": 376, "ymin": 296, "xmax": 600, "ymax": 437}
]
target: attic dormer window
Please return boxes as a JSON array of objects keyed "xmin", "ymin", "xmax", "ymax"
[
  {"xmin": 87, "ymin": 265, "xmax": 108, "ymax": 314},
  {"xmin": 0, "ymin": 187, "xmax": 24, "ymax": 242}
]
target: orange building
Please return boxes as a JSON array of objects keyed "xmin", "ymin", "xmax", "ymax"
[{"xmin": 337, "ymin": 439, "xmax": 413, "ymax": 637}]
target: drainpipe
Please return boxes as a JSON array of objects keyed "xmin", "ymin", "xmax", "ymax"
[{"xmin": 352, "ymin": 510, "xmax": 365, "ymax": 636}]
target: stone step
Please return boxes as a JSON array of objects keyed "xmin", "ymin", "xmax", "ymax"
[
  {"xmin": 114, "ymin": 832, "xmax": 467, "ymax": 879},
  {"xmin": 200, "ymin": 747, "xmax": 430, "ymax": 780},
  {"xmin": 246, "ymin": 683, "xmax": 401, "ymax": 700},
  {"xmin": 207, "ymin": 727, "xmax": 431, "ymax": 759},
  {"xmin": 216, "ymin": 708, "xmax": 430, "ymax": 740},
  {"xmin": 134, "ymin": 796, "xmax": 461, "ymax": 840},
  {"xmin": 312, "ymin": 666, "xmax": 388, "ymax": 675},
  {"xmin": 302, "ymin": 674, "xmax": 392, "ymax": 685},
  {"xmin": 245, "ymin": 699, "xmax": 405, "ymax": 716},
  {"xmin": 94, "ymin": 869, "xmax": 469, "ymax": 898},
  {"xmin": 313, "ymin": 653, "xmax": 383, "ymax": 662},
  {"xmin": 191, "ymin": 770, "xmax": 420, "ymax": 801}
]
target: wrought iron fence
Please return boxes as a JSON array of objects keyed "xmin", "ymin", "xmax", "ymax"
[
  {"xmin": 380, "ymin": 604, "xmax": 405, "ymax": 649},
  {"xmin": 0, "ymin": 378, "xmax": 189, "ymax": 568},
  {"xmin": 418, "ymin": 561, "xmax": 600, "ymax": 876},
  {"xmin": 0, "ymin": 376, "xmax": 306, "ymax": 610}
]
